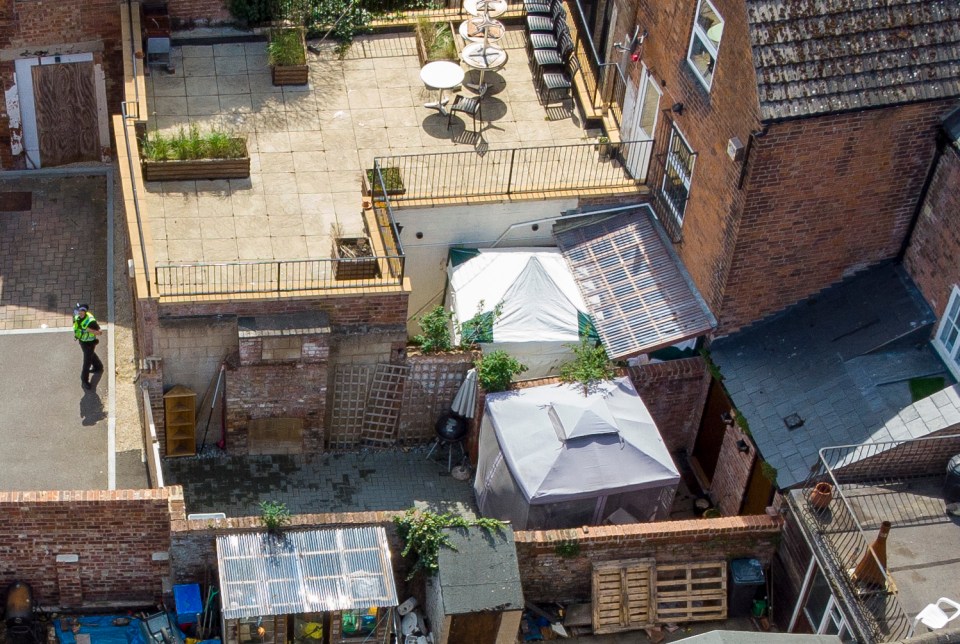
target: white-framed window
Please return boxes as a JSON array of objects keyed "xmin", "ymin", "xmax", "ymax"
[
  {"xmin": 933, "ymin": 285, "xmax": 960, "ymax": 380},
  {"xmin": 661, "ymin": 125, "xmax": 695, "ymax": 226},
  {"xmin": 791, "ymin": 559, "xmax": 854, "ymax": 641},
  {"xmin": 686, "ymin": 0, "xmax": 723, "ymax": 89}
]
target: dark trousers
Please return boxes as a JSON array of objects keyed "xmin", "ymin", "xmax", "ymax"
[{"xmin": 80, "ymin": 340, "xmax": 103, "ymax": 382}]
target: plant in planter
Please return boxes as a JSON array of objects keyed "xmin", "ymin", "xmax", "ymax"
[
  {"xmin": 559, "ymin": 338, "xmax": 617, "ymax": 395},
  {"xmin": 596, "ymin": 135, "xmax": 612, "ymax": 160},
  {"xmin": 269, "ymin": 27, "xmax": 309, "ymax": 86},
  {"xmin": 140, "ymin": 125, "xmax": 250, "ymax": 181},
  {"xmin": 331, "ymin": 223, "xmax": 380, "ymax": 281},
  {"xmin": 413, "ymin": 305, "xmax": 455, "ymax": 353},
  {"xmin": 259, "ymin": 500, "xmax": 291, "ymax": 534},
  {"xmin": 415, "ymin": 18, "xmax": 457, "ymax": 65},
  {"xmin": 475, "ymin": 350, "xmax": 526, "ymax": 392},
  {"xmin": 364, "ymin": 167, "xmax": 406, "ymax": 197}
]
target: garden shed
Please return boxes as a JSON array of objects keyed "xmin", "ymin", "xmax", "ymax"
[
  {"xmin": 445, "ymin": 248, "xmax": 598, "ymax": 379},
  {"xmin": 474, "ymin": 377, "xmax": 680, "ymax": 529}
]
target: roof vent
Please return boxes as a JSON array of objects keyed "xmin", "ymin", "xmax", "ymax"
[
  {"xmin": 784, "ymin": 413, "xmax": 805, "ymax": 430},
  {"xmin": 548, "ymin": 401, "xmax": 619, "ymax": 441}
]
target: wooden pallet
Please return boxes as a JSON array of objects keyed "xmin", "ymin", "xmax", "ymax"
[
  {"xmin": 654, "ymin": 562, "xmax": 727, "ymax": 623},
  {"xmin": 592, "ymin": 559, "xmax": 654, "ymax": 634}
]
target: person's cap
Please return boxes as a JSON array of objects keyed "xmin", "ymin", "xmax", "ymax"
[{"xmin": 76, "ymin": 303, "xmax": 89, "ymax": 312}]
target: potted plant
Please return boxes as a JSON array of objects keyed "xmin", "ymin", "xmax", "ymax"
[
  {"xmin": 596, "ymin": 135, "xmax": 611, "ymax": 160},
  {"xmin": 808, "ymin": 481, "xmax": 834, "ymax": 511},
  {"xmin": 269, "ymin": 27, "xmax": 309, "ymax": 86},
  {"xmin": 332, "ymin": 223, "xmax": 380, "ymax": 281},
  {"xmin": 415, "ymin": 18, "xmax": 458, "ymax": 66},
  {"xmin": 140, "ymin": 126, "xmax": 250, "ymax": 181}
]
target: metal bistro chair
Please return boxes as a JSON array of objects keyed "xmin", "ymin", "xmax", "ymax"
[
  {"xmin": 527, "ymin": 0, "xmax": 565, "ymax": 33},
  {"xmin": 447, "ymin": 94, "xmax": 483, "ymax": 132},
  {"xmin": 538, "ymin": 55, "xmax": 578, "ymax": 107},
  {"xmin": 524, "ymin": 0, "xmax": 556, "ymax": 17},
  {"xmin": 531, "ymin": 33, "xmax": 574, "ymax": 85}
]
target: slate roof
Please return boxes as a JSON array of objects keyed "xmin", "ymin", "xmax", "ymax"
[
  {"xmin": 746, "ymin": 0, "xmax": 960, "ymax": 121},
  {"xmin": 711, "ymin": 263, "xmax": 958, "ymax": 488},
  {"xmin": 436, "ymin": 526, "xmax": 524, "ymax": 614},
  {"xmin": 554, "ymin": 206, "xmax": 716, "ymax": 359}
]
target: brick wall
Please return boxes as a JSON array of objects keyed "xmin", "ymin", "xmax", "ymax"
[
  {"xmin": 398, "ymin": 351, "xmax": 476, "ymax": 444},
  {"xmin": 721, "ymin": 100, "xmax": 955, "ymax": 333},
  {"xmin": 626, "ymin": 0, "xmax": 762, "ymax": 316},
  {"xmin": 159, "ymin": 291, "xmax": 409, "ymax": 330},
  {"xmin": 0, "ymin": 487, "xmax": 181, "ymax": 607},
  {"xmin": 0, "ymin": 0, "xmax": 124, "ymax": 168},
  {"xmin": 708, "ymin": 420, "xmax": 755, "ymax": 515},
  {"xmin": 166, "ymin": 0, "xmax": 232, "ymax": 28},
  {"xmin": 513, "ymin": 515, "xmax": 781, "ymax": 603},
  {"xmin": 159, "ymin": 316, "xmax": 238, "ymax": 396},
  {"xmin": 628, "ymin": 357, "xmax": 711, "ymax": 454},
  {"xmin": 904, "ymin": 145, "xmax": 960, "ymax": 318}
]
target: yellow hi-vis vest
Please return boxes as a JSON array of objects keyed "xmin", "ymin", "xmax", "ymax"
[{"xmin": 74, "ymin": 313, "xmax": 97, "ymax": 342}]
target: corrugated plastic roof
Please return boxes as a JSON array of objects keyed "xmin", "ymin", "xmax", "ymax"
[
  {"xmin": 747, "ymin": 0, "xmax": 960, "ymax": 121},
  {"xmin": 554, "ymin": 206, "xmax": 716, "ymax": 359},
  {"xmin": 216, "ymin": 527, "xmax": 398, "ymax": 620}
]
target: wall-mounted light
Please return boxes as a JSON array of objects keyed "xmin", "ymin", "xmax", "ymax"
[
  {"xmin": 720, "ymin": 411, "xmax": 733, "ymax": 426},
  {"xmin": 736, "ymin": 439, "xmax": 750, "ymax": 454},
  {"xmin": 671, "ymin": 102, "xmax": 684, "ymax": 115}
]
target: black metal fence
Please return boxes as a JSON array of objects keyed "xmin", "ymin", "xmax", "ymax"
[
  {"xmin": 797, "ymin": 435, "xmax": 960, "ymax": 642},
  {"xmin": 375, "ymin": 139, "xmax": 651, "ymax": 202}
]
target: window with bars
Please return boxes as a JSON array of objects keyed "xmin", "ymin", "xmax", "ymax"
[
  {"xmin": 934, "ymin": 285, "xmax": 960, "ymax": 380},
  {"xmin": 660, "ymin": 125, "xmax": 695, "ymax": 228},
  {"xmin": 687, "ymin": 0, "xmax": 723, "ymax": 89}
]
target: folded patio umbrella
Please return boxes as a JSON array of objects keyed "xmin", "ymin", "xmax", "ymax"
[{"xmin": 451, "ymin": 368, "xmax": 478, "ymax": 418}]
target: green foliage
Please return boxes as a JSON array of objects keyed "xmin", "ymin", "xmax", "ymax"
[
  {"xmin": 394, "ymin": 509, "xmax": 505, "ymax": 579},
  {"xmin": 413, "ymin": 305, "xmax": 454, "ymax": 353},
  {"xmin": 269, "ymin": 28, "xmax": 307, "ymax": 66},
  {"xmin": 476, "ymin": 350, "xmax": 526, "ymax": 392},
  {"xmin": 365, "ymin": 167, "xmax": 405, "ymax": 194},
  {"xmin": 259, "ymin": 500, "xmax": 291, "ymax": 533},
  {"xmin": 760, "ymin": 461, "xmax": 778, "ymax": 487},
  {"xmin": 734, "ymin": 409, "xmax": 751, "ymax": 437},
  {"xmin": 142, "ymin": 126, "xmax": 246, "ymax": 162},
  {"xmin": 909, "ymin": 376, "xmax": 945, "ymax": 402},
  {"xmin": 559, "ymin": 339, "xmax": 616, "ymax": 394},
  {"xmin": 554, "ymin": 540, "xmax": 580, "ymax": 558},
  {"xmin": 228, "ymin": 0, "xmax": 277, "ymax": 26},
  {"xmin": 699, "ymin": 347, "xmax": 724, "ymax": 381},
  {"xmin": 416, "ymin": 18, "xmax": 457, "ymax": 61}
]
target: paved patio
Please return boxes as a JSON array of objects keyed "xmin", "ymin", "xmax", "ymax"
[
  {"xmin": 162, "ymin": 448, "xmax": 478, "ymax": 518},
  {"xmin": 143, "ymin": 29, "xmax": 589, "ymax": 267}
]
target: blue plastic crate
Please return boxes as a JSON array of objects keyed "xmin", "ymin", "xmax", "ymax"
[{"xmin": 173, "ymin": 583, "xmax": 203, "ymax": 625}]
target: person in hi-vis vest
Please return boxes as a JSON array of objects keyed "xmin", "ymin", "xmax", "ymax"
[{"xmin": 73, "ymin": 303, "xmax": 103, "ymax": 390}]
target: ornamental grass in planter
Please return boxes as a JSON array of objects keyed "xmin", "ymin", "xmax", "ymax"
[
  {"xmin": 364, "ymin": 167, "xmax": 406, "ymax": 196},
  {"xmin": 140, "ymin": 126, "xmax": 250, "ymax": 181},
  {"xmin": 269, "ymin": 27, "xmax": 309, "ymax": 86},
  {"xmin": 415, "ymin": 18, "xmax": 457, "ymax": 66}
]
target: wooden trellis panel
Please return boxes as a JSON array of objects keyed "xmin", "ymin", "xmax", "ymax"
[
  {"xmin": 397, "ymin": 358, "xmax": 472, "ymax": 445},
  {"xmin": 592, "ymin": 559, "xmax": 655, "ymax": 634},
  {"xmin": 328, "ymin": 365, "xmax": 373, "ymax": 448},
  {"xmin": 359, "ymin": 363, "xmax": 409, "ymax": 445},
  {"xmin": 654, "ymin": 562, "xmax": 727, "ymax": 623}
]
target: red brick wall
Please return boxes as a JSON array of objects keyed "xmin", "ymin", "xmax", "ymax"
[
  {"xmin": 904, "ymin": 146, "xmax": 960, "ymax": 318},
  {"xmin": 708, "ymin": 421, "xmax": 755, "ymax": 515},
  {"xmin": 721, "ymin": 101, "xmax": 954, "ymax": 333},
  {"xmin": 513, "ymin": 515, "xmax": 781, "ymax": 603},
  {"xmin": 166, "ymin": 0, "xmax": 231, "ymax": 28},
  {"xmin": 628, "ymin": 357, "xmax": 711, "ymax": 454},
  {"xmin": 626, "ymin": 0, "xmax": 762, "ymax": 315},
  {"xmin": 0, "ymin": 487, "xmax": 181, "ymax": 606},
  {"xmin": 159, "ymin": 292, "xmax": 409, "ymax": 329},
  {"xmin": 0, "ymin": 0, "xmax": 125, "ymax": 169}
]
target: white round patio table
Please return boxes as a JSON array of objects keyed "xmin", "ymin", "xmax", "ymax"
[
  {"xmin": 459, "ymin": 16, "xmax": 505, "ymax": 43},
  {"xmin": 419, "ymin": 61, "xmax": 466, "ymax": 116},
  {"xmin": 463, "ymin": 0, "xmax": 507, "ymax": 18},
  {"xmin": 460, "ymin": 42, "xmax": 508, "ymax": 95}
]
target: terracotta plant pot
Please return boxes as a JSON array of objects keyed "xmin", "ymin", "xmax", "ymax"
[{"xmin": 808, "ymin": 481, "xmax": 834, "ymax": 510}]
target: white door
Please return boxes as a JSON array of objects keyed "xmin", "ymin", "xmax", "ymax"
[{"xmin": 620, "ymin": 68, "xmax": 661, "ymax": 181}]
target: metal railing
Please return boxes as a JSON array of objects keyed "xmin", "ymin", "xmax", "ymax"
[
  {"xmin": 375, "ymin": 139, "xmax": 651, "ymax": 202},
  {"xmin": 798, "ymin": 435, "xmax": 960, "ymax": 641},
  {"xmin": 155, "ymin": 253, "xmax": 405, "ymax": 297}
]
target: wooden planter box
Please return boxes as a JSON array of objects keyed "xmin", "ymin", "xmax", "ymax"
[
  {"xmin": 271, "ymin": 63, "xmax": 309, "ymax": 86},
  {"xmin": 415, "ymin": 20, "xmax": 459, "ymax": 67},
  {"xmin": 333, "ymin": 236, "xmax": 381, "ymax": 281},
  {"xmin": 142, "ymin": 142, "xmax": 251, "ymax": 181},
  {"xmin": 271, "ymin": 28, "xmax": 309, "ymax": 86}
]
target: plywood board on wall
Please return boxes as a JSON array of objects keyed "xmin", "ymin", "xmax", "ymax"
[{"xmin": 32, "ymin": 61, "xmax": 99, "ymax": 166}]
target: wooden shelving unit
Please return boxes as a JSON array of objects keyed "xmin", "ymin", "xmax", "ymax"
[{"xmin": 164, "ymin": 385, "xmax": 197, "ymax": 457}]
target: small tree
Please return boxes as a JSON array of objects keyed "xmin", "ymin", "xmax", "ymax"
[
  {"xmin": 560, "ymin": 339, "xmax": 616, "ymax": 394},
  {"xmin": 476, "ymin": 350, "xmax": 526, "ymax": 392},
  {"xmin": 412, "ymin": 305, "xmax": 455, "ymax": 353}
]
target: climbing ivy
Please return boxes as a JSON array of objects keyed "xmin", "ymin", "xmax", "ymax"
[{"xmin": 393, "ymin": 509, "xmax": 506, "ymax": 579}]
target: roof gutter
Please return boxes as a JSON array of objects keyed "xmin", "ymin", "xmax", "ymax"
[
  {"xmin": 759, "ymin": 95, "xmax": 957, "ymax": 127},
  {"xmin": 490, "ymin": 203, "xmax": 645, "ymax": 247}
]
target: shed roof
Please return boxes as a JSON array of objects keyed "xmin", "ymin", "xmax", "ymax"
[
  {"xmin": 436, "ymin": 526, "xmax": 524, "ymax": 614},
  {"xmin": 747, "ymin": 0, "xmax": 960, "ymax": 121},
  {"xmin": 216, "ymin": 527, "xmax": 398, "ymax": 620},
  {"xmin": 555, "ymin": 206, "xmax": 715, "ymax": 359}
]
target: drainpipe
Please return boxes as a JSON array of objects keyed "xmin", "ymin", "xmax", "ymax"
[
  {"xmin": 490, "ymin": 204, "xmax": 645, "ymax": 247},
  {"xmin": 126, "ymin": 0, "xmax": 141, "ymax": 117},
  {"xmin": 736, "ymin": 125, "xmax": 768, "ymax": 190},
  {"xmin": 897, "ymin": 128, "xmax": 948, "ymax": 261}
]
